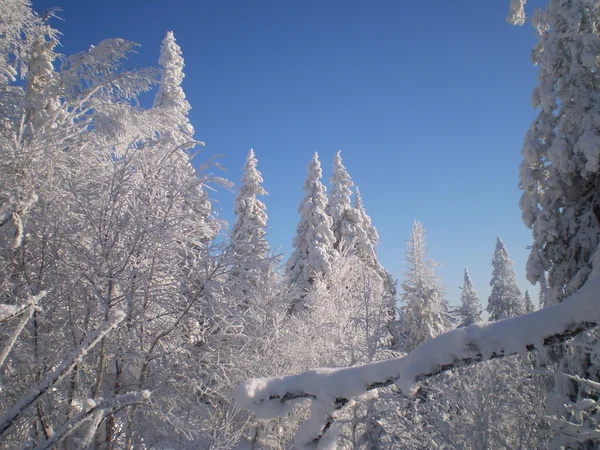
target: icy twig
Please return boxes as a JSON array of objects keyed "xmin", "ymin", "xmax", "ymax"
[{"xmin": 31, "ymin": 390, "xmax": 151, "ymax": 450}]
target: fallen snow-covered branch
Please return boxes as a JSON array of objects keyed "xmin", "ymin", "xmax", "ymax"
[
  {"xmin": 31, "ymin": 390, "xmax": 151, "ymax": 450},
  {"xmin": 0, "ymin": 311, "xmax": 125, "ymax": 438},
  {"xmin": 234, "ymin": 276, "xmax": 600, "ymax": 449}
]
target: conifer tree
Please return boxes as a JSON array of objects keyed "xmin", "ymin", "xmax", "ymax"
[
  {"xmin": 286, "ymin": 152, "xmax": 336, "ymax": 289},
  {"xmin": 457, "ymin": 269, "xmax": 483, "ymax": 328},
  {"xmin": 487, "ymin": 238, "xmax": 525, "ymax": 321},
  {"xmin": 539, "ymin": 274, "xmax": 550, "ymax": 309},
  {"xmin": 154, "ymin": 31, "xmax": 193, "ymax": 138},
  {"xmin": 327, "ymin": 150, "xmax": 355, "ymax": 251},
  {"xmin": 350, "ymin": 187, "xmax": 380, "ymax": 269},
  {"xmin": 517, "ymin": 0, "xmax": 600, "ymax": 305},
  {"xmin": 524, "ymin": 290, "xmax": 535, "ymax": 314},
  {"xmin": 230, "ymin": 149, "xmax": 269, "ymax": 288},
  {"xmin": 153, "ymin": 31, "xmax": 216, "ymax": 241},
  {"xmin": 512, "ymin": 2, "xmax": 600, "ymax": 447},
  {"xmin": 399, "ymin": 220, "xmax": 448, "ymax": 352}
]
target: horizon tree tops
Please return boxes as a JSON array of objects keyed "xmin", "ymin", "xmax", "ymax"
[{"xmin": 286, "ymin": 150, "xmax": 390, "ymax": 293}]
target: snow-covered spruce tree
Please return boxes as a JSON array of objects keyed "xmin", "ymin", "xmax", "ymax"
[
  {"xmin": 516, "ymin": 0, "xmax": 600, "ymax": 306},
  {"xmin": 524, "ymin": 290, "xmax": 535, "ymax": 313},
  {"xmin": 399, "ymin": 220, "xmax": 449, "ymax": 352},
  {"xmin": 286, "ymin": 152, "xmax": 336, "ymax": 290},
  {"xmin": 511, "ymin": 3, "xmax": 600, "ymax": 445},
  {"xmin": 327, "ymin": 150, "xmax": 356, "ymax": 251},
  {"xmin": 457, "ymin": 269, "xmax": 483, "ymax": 328},
  {"xmin": 153, "ymin": 30, "xmax": 217, "ymax": 242},
  {"xmin": 327, "ymin": 156, "xmax": 398, "ymax": 343},
  {"xmin": 230, "ymin": 149, "xmax": 269, "ymax": 292},
  {"xmin": 539, "ymin": 273, "xmax": 550, "ymax": 308},
  {"xmin": 487, "ymin": 238, "xmax": 525, "ymax": 321},
  {"xmin": 350, "ymin": 187, "xmax": 380, "ymax": 270},
  {"xmin": 153, "ymin": 30, "xmax": 193, "ymax": 137}
]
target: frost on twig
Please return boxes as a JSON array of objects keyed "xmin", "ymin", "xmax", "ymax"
[
  {"xmin": 32, "ymin": 390, "xmax": 151, "ymax": 450},
  {"xmin": 234, "ymin": 273, "xmax": 600, "ymax": 448},
  {"xmin": 0, "ymin": 291, "xmax": 47, "ymax": 369},
  {"xmin": 0, "ymin": 311, "xmax": 125, "ymax": 438}
]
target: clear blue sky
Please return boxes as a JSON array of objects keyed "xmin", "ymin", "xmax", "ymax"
[{"xmin": 32, "ymin": 0, "xmax": 547, "ymax": 309}]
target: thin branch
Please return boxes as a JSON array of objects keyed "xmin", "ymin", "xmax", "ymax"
[{"xmin": 0, "ymin": 311, "xmax": 125, "ymax": 438}]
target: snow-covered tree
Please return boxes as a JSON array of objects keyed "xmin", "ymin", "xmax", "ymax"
[
  {"xmin": 327, "ymin": 150, "xmax": 355, "ymax": 251},
  {"xmin": 524, "ymin": 290, "xmax": 535, "ymax": 313},
  {"xmin": 539, "ymin": 273, "xmax": 550, "ymax": 308},
  {"xmin": 230, "ymin": 149, "xmax": 269, "ymax": 290},
  {"xmin": 517, "ymin": 0, "xmax": 600, "ymax": 305},
  {"xmin": 0, "ymin": 7, "xmax": 231, "ymax": 447},
  {"xmin": 487, "ymin": 238, "xmax": 525, "ymax": 321},
  {"xmin": 399, "ymin": 220, "xmax": 448, "ymax": 352},
  {"xmin": 153, "ymin": 30, "xmax": 217, "ymax": 242},
  {"xmin": 349, "ymin": 187, "xmax": 380, "ymax": 269},
  {"xmin": 286, "ymin": 152, "xmax": 336, "ymax": 289},
  {"xmin": 457, "ymin": 269, "xmax": 483, "ymax": 327},
  {"xmin": 154, "ymin": 30, "xmax": 193, "ymax": 138}
]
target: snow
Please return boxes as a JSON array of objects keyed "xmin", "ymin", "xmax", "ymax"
[
  {"xmin": 507, "ymin": 0, "xmax": 527, "ymax": 26},
  {"xmin": 234, "ymin": 272, "xmax": 600, "ymax": 446},
  {"xmin": 0, "ymin": 311, "xmax": 125, "ymax": 438},
  {"xmin": 0, "ymin": 304, "xmax": 21, "ymax": 321},
  {"xmin": 0, "ymin": 291, "xmax": 45, "ymax": 322}
]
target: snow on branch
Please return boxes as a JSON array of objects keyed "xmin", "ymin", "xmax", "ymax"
[
  {"xmin": 32, "ymin": 390, "xmax": 151, "ymax": 450},
  {"xmin": 0, "ymin": 291, "xmax": 45, "ymax": 322},
  {"xmin": 507, "ymin": 0, "xmax": 527, "ymax": 26},
  {"xmin": 234, "ymin": 275, "xmax": 600, "ymax": 449},
  {"xmin": 0, "ymin": 311, "xmax": 125, "ymax": 438},
  {"xmin": 0, "ymin": 292, "xmax": 47, "ymax": 369}
]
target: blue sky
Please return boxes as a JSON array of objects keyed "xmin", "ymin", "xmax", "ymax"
[{"xmin": 33, "ymin": 0, "xmax": 547, "ymax": 309}]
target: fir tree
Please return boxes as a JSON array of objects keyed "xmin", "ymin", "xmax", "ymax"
[
  {"xmin": 518, "ymin": 0, "xmax": 600, "ymax": 305},
  {"xmin": 350, "ymin": 187, "xmax": 380, "ymax": 269},
  {"xmin": 327, "ymin": 150, "xmax": 355, "ymax": 251},
  {"xmin": 487, "ymin": 238, "xmax": 525, "ymax": 321},
  {"xmin": 153, "ymin": 31, "xmax": 216, "ymax": 241},
  {"xmin": 286, "ymin": 152, "xmax": 336, "ymax": 289},
  {"xmin": 539, "ymin": 274, "xmax": 550, "ymax": 309},
  {"xmin": 154, "ymin": 31, "xmax": 193, "ymax": 138},
  {"xmin": 230, "ymin": 149, "xmax": 269, "ymax": 289},
  {"xmin": 399, "ymin": 220, "xmax": 448, "ymax": 352},
  {"xmin": 524, "ymin": 290, "xmax": 535, "ymax": 313},
  {"xmin": 457, "ymin": 269, "xmax": 483, "ymax": 328}
]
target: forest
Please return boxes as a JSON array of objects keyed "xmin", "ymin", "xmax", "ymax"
[{"xmin": 2, "ymin": 0, "xmax": 600, "ymax": 449}]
